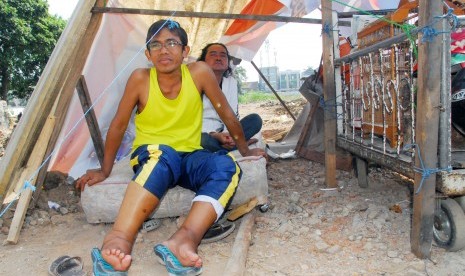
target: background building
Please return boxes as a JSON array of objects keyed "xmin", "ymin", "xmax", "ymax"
[{"xmin": 257, "ymin": 66, "xmax": 302, "ymax": 91}]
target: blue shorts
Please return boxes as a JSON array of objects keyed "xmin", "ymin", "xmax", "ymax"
[{"xmin": 129, "ymin": 144, "xmax": 241, "ymax": 218}]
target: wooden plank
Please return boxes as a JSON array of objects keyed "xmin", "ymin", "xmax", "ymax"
[
  {"xmin": 76, "ymin": 76, "xmax": 105, "ymax": 167},
  {"xmin": 223, "ymin": 210, "xmax": 256, "ymax": 276},
  {"xmin": 0, "ymin": 0, "xmax": 101, "ymax": 197},
  {"xmin": 298, "ymin": 147, "xmax": 353, "ymax": 172},
  {"xmin": 321, "ymin": 0, "xmax": 337, "ymax": 188},
  {"xmin": 295, "ymin": 97, "xmax": 320, "ymax": 154},
  {"xmin": 32, "ymin": 0, "xmax": 106, "ymax": 204},
  {"xmin": 91, "ymin": 7, "xmax": 351, "ymax": 26},
  {"xmin": 410, "ymin": 0, "xmax": 442, "ymax": 259},
  {"xmin": 6, "ymin": 116, "xmax": 56, "ymax": 244}
]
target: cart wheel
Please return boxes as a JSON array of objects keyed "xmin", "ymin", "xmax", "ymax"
[
  {"xmin": 354, "ymin": 157, "xmax": 368, "ymax": 188},
  {"xmin": 454, "ymin": 196, "xmax": 465, "ymax": 213},
  {"xmin": 433, "ymin": 198, "xmax": 465, "ymax": 251}
]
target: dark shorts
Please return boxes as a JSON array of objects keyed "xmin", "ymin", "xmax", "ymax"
[{"xmin": 130, "ymin": 144, "xmax": 241, "ymax": 216}]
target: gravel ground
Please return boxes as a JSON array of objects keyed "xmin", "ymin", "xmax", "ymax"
[{"xmin": 1, "ymin": 99, "xmax": 465, "ymax": 275}]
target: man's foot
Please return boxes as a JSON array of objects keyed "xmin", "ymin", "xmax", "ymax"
[
  {"xmin": 97, "ymin": 234, "xmax": 133, "ymax": 272},
  {"xmin": 101, "ymin": 249, "xmax": 132, "ymax": 271},
  {"xmin": 91, "ymin": 248, "xmax": 130, "ymax": 275},
  {"xmin": 162, "ymin": 241, "xmax": 202, "ymax": 268},
  {"xmin": 154, "ymin": 244, "xmax": 203, "ymax": 275}
]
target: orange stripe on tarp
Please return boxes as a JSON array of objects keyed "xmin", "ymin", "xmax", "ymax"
[{"xmin": 224, "ymin": 0, "xmax": 284, "ymax": 35}]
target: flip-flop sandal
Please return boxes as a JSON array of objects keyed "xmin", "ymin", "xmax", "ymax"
[
  {"xmin": 49, "ymin": 256, "xmax": 70, "ymax": 275},
  {"xmin": 202, "ymin": 222, "xmax": 236, "ymax": 244},
  {"xmin": 91, "ymin": 248, "xmax": 128, "ymax": 276},
  {"xmin": 49, "ymin": 255, "xmax": 86, "ymax": 276},
  {"xmin": 153, "ymin": 244, "xmax": 202, "ymax": 276},
  {"xmin": 141, "ymin": 218, "xmax": 161, "ymax": 232}
]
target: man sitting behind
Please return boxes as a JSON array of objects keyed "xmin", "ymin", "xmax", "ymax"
[{"xmin": 197, "ymin": 43, "xmax": 262, "ymax": 152}]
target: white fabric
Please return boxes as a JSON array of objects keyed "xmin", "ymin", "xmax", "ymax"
[
  {"xmin": 192, "ymin": 195, "xmax": 225, "ymax": 221},
  {"xmin": 202, "ymin": 76, "xmax": 239, "ymax": 133}
]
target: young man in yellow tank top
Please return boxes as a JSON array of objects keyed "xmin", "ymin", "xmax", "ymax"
[{"xmin": 76, "ymin": 19, "xmax": 266, "ymax": 275}]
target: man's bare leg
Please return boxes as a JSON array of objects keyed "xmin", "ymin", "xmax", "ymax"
[
  {"xmin": 100, "ymin": 181, "xmax": 159, "ymax": 271},
  {"xmin": 162, "ymin": 201, "xmax": 217, "ymax": 267}
]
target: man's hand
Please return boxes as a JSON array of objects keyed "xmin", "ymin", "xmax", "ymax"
[
  {"xmin": 212, "ymin": 132, "xmax": 236, "ymax": 148},
  {"xmin": 76, "ymin": 169, "xmax": 107, "ymax": 191}
]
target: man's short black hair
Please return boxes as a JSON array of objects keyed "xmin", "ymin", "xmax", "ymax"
[
  {"xmin": 146, "ymin": 19, "xmax": 188, "ymax": 51},
  {"xmin": 197, "ymin": 43, "xmax": 233, "ymax": 78}
]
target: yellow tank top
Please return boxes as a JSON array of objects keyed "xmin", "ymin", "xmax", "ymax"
[{"xmin": 133, "ymin": 64, "xmax": 203, "ymax": 152}]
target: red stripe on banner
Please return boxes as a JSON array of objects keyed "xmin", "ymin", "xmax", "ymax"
[{"xmin": 224, "ymin": 0, "xmax": 284, "ymax": 35}]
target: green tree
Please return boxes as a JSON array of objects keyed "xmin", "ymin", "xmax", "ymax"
[
  {"xmin": 0, "ymin": 0, "xmax": 66, "ymax": 102},
  {"xmin": 234, "ymin": 66, "xmax": 247, "ymax": 95}
]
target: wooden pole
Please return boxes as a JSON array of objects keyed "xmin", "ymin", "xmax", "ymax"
[
  {"xmin": 251, "ymin": 61, "xmax": 296, "ymax": 121},
  {"xmin": 223, "ymin": 210, "xmax": 256, "ymax": 276},
  {"xmin": 321, "ymin": 0, "xmax": 337, "ymax": 188},
  {"xmin": 91, "ymin": 7, "xmax": 351, "ymax": 26},
  {"xmin": 76, "ymin": 76, "xmax": 105, "ymax": 167},
  {"xmin": 6, "ymin": 116, "xmax": 56, "ymax": 244},
  {"xmin": 411, "ymin": 0, "xmax": 442, "ymax": 258}
]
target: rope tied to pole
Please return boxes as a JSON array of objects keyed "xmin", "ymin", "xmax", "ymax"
[{"xmin": 403, "ymin": 143, "xmax": 452, "ymax": 194}]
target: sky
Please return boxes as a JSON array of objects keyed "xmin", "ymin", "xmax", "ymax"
[{"xmin": 47, "ymin": 0, "xmax": 322, "ymax": 82}]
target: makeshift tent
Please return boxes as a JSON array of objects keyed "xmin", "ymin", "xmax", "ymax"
[
  {"xmin": 0, "ymin": 0, "xmax": 400, "ymax": 207},
  {"xmin": 38, "ymin": 0, "xmax": 331, "ymax": 180}
]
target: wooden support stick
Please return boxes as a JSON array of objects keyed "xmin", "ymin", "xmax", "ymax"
[
  {"xmin": 321, "ymin": 0, "xmax": 337, "ymax": 188},
  {"xmin": 76, "ymin": 76, "xmax": 105, "ymax": 167},
  {"xmin": 6, "ymin": 116, "xmax": 56, "ymax": 244},
  {"xmin": 411, "ymin": 0, "xmax": 442, "ymax": 259},
  {"xmin": 223, "ymin": 210, "xmax": 256, "ymax": 276}
]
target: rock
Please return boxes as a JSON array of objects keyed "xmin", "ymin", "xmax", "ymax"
[
  {"xmin": 363, "ymin": 242, "xmax": 373, "ymax": 250},
  {"xmin": 50, "ymin": 215, "xmax": 67, "ymax": 225},
  {"xmin": 289, "ymin": 191, "xmax": 300, "ymax": 203},
  {"xmin": 37, "ymin": 210, "xmax": 50, "ymax": 219},
  {"xmin": 288, "ymin": 203, "xmax": 303, "ymax": 214},
  {"xmin": 387, "ymin": 250, "xmax": 399, "ymax": 258},
  {"xmin": 59, "ymin": 207, "xmax": 69, "ymax": 215},
  {"xmin": 277, "ymin": 221, "xmax": 292, "ymax": 233},
  {"xmin": 1, "ymin": 226, "xmax": 8, "ymax": 234},
  {"xmin": 315, "ymin": 241, "xmax": 330, "ymax": 252},
  {"xmin": 326, "ymin": 245, "xmax": 341, "ymax": 254},
  {"xmin": 37, "ymin": 218, "xmax": 51, "ymax": 226},
  {"xmin": 43, "ymin": 171, "xmax": 68, "ymax": 190}
]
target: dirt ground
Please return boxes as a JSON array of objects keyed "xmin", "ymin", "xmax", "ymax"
[{"xmin": 1, "ymin": 97, "xmax": 465, "ymax": 275}]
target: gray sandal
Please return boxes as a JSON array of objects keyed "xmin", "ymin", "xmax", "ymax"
[
  {"xmin": 202, "ymin": 221, "xmax": 236, "ymax": 243},
  {"xmin": 141, "ymin": 218, "xmax": 161, "ymax": 232}
]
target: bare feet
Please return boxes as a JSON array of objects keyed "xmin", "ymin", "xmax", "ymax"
[
  {"xmin": 101, "ymin": 248, "xmax": 132, "ymax": 271},
  {"xmin": 163, "ymin": 239, "xmax": 202, "ymax": 268},
  {"xmin": 100, "ymin": 234, "xmax": 134, "ymax": 271}
]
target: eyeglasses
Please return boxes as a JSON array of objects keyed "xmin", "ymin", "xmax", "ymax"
[{"xmin": 149, "ymin": 40, "xmax": 183, "ymax": 51}]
